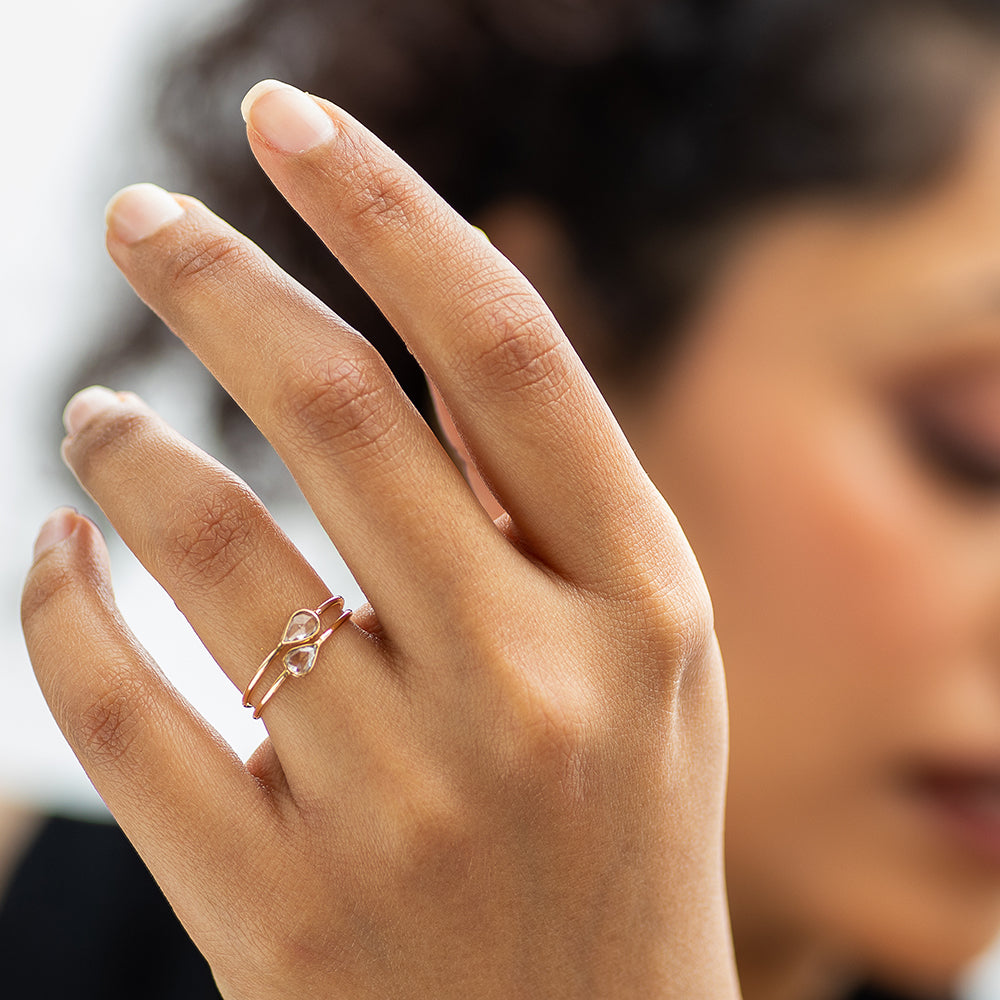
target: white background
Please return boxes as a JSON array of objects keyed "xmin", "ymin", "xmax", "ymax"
[
  {"xmin": 1, "ymin": 2, "xmax": 999, "ymax": 995},
  {"xmin": 0, "ymin": 0, "xmax": 363, "ymax": 813}
]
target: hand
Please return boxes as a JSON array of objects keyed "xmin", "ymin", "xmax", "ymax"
[{"xmin": 22, "ymin": 80, "xmax": 737, "ymax": 999}]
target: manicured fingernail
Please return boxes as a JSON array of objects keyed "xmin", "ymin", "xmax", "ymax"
[
  {"xmin": 105, "ymin": 183, "xmax": 184, "ymax": 245},
  {"xmin": 63, "ymin": 385, "xmax": 121, "ymax": 437},
  {"xmin": 241, "ymin": 79, "xmax": 335, "ymax": 154},
  {"xmin": 33, "ymin": 507, "xmax": 78, "ymax": 560}
]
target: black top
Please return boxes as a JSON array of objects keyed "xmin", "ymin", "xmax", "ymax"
[
  {"xmin": 851, "ymin": 987, "xmax": 949, "ymax": 1000},
  {"xmin": 0, "ymin": 816, "xmax": 951, "ymax": 1000},
  {"xmin": 0, "ymin": 816, "xmax": 221, "ymax": 999}
]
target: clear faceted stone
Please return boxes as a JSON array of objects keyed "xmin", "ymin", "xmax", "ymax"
[
  {"xmin": 283, "ymin": 611, "xmax": 318, "ymax": 644},
  {"xmin": 285, "ymin": 644, "xmax": 317, "ymax": 676}
]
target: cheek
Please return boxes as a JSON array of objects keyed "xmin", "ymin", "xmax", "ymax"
[
  {"xmin": 643, "ymin": 371, "xmax": 1000, "ymax": 973},
  {"xmin": 665, "ymin": 384, "xmax": 957, "ymax": 708},
  {"xmin": 696, "ymin": 393, "xmax": 996, "ymax": 743},
  {"xmin": 724, "ymin": 412, "xmax": 946, "ymax": 689}
]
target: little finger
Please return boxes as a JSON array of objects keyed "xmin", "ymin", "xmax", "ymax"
[{"xmin": 21, "ymin": 509, "xmax": 279, "ymax": 949}]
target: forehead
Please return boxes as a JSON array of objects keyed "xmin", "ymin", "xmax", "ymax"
[{"xmin": 703, "ymin": 82, "xmax": 1000, "ymax": 378}]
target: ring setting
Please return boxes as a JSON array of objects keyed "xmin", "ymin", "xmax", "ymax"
[{"xmin": 242, "ymin": 595, "xmax": 351, "ymax": 719}]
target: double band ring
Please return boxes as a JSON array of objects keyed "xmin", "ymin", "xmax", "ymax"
[{"xmin": 243, "ymin": 595, "xmax": 352, "ymax": 719}]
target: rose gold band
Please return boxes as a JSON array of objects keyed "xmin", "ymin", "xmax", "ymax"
[{"xmin": 242, "ymin": 595, "xmax": 352, "ymax": 719}]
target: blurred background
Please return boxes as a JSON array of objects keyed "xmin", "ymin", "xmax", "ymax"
[{"xmin": 1, "ymin": 0, "xmax": 362, "ymax": 813}]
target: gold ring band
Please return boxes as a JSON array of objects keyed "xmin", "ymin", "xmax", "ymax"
[{"xmin": 243, "ymin": 595, "xmax": 352, "ymax": 719}]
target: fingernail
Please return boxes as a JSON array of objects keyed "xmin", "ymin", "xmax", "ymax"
[
  {"xmin": 33, "ymin": 507, "xmax": 78, "ymax": 560},
  {"xmin": 241, "ymin": 79, "xmax": 335, "ymax": 154},
  {"xmin": 63, "ymin": 385, "xmax": 121, "ymax": 437},
  {"xmin": 105, "ymin": 183, "xmax": 184, "ymax": 245}
]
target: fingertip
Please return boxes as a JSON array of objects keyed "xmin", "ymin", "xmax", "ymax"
[
  {"xmin": 32, "ymin": 506, "xmax": 80, "ymax": 562},
  {"xmin": 105, "ymin": 183, "xmax": 185, "ymax": 246},
  {"xmin": 22, "ymin": 509, "xmax": 111, "ymax": 641},
  {"xmin": 63, "ymin": 385, "xmax": 123, "ymax": 438},
  {"xmin": 240, "ymin": 79, "xmax": 287, "ymax": 123},
  {"xmin": 241, "ymin": 78, "xmax": 336, "ymax": 155},
  {"xmin": 29, "ymin": 507, "xmax": 110, "ymax": 581}
]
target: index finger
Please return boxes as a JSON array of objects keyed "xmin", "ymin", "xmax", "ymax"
[{"xmin": 241, "ymin": 80, "xmax": 677, "ymax": 583}]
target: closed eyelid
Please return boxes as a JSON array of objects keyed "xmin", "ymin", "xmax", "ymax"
[
  {"xmin": 898, "ymin": 360, "xmax": 1000, "ymax": 446},
  {"xmin": 903, "ymin": 395, "xmax": 1000, "ymax": 495}
]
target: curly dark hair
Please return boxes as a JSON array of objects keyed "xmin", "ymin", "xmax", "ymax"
[{"xmin": 81, "ymin": 0, "xmax": 1000, "ymax": 451}]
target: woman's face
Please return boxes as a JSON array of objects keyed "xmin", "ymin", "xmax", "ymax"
[{"xmin": 617, "ymin": 86, "xmax": 1000, "ymax": 987}]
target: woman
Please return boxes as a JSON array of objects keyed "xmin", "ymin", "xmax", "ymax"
[{"xmin": 18, "ymin": 1, "xmax": 1000, "ymax": 997}]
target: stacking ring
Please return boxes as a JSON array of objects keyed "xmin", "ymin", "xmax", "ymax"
[{"xmin": 242, "ymin": 595, "xmax": 352, "ymax": 719}]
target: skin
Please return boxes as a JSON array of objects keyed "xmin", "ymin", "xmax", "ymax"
[{"xmin": 20, "ymin": 82, "xmax": 738, "ymax": 999}]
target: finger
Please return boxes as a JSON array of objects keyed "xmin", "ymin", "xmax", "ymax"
[
  {"xmin": 21, "ymin": 508, "xmax": 278, "ymax": 945},
  {"xmin": 102, "ymin": 184, "xmax": 510, "ymax": 650},
  {"xmin": 241, "ymin": 80, "xmax": 671, "ymax": 583},
  {"xmin": 59, "ymin": 386, "xmax": 399, "ymax": 783}
]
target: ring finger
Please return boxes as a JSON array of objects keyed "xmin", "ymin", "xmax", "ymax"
[{"xmin": 60, "ymin": 385, "xmax": 394, "ymax": 793}]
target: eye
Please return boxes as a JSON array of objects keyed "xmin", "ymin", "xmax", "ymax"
[
  {"xmin": 895, "ymin": 357, "xmax": 1000, "ymax": 497},
  {"xmin": 906, "ymin": 407, "xmax": 1000, "ymax": 494}
]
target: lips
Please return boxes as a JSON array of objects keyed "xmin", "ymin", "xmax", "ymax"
[{"xmin": 912, "ymin": 769, "xmax": 1000, "ymax": 866}]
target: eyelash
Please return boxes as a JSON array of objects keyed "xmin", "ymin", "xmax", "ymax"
[{"xmin": 907, "ymin": 411, "xmax": 1000, "ymax": 494}]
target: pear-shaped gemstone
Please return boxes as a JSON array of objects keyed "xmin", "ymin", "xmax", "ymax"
[
  {"xmin": 283, "ymin": 611, "xmax": 318, "ymax": 644},
  {"xmin": 285, "ymin": 644, "xmax": 318, "ymax": 676}
]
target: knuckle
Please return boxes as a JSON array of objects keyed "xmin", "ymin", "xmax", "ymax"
[
  {"xmin": 385, "ymin": 785, "xmax": 481, "ymax": 898},
  {"xmin": 342, "ymin": 159, "xmax": 418, "ymax": 235},
  {"xmin": 610, "ymin": 570, "xmax": 719, "ymax": 707},
  {"xmin": 160, "ymin": 477, "xmax": 260, "ymax": 591},
  {"xmin": 490, "ymin": 675, "xmax": 595, "ymax": 801},
  {"xmin": 679, "ymin": 587, "xmax": 717, "ymax": 658},
  {"xmin": 517, "ymin": 696, "xmax": 590, "ymax": 786},
  {"xmin": 167, "ymin": 234, "xmax": 251, "ymax": 290},
  {"xmin": 243, "ymin": 926, "xmax": 325, "ymax": 988},
  {"xmin": 74, "ymin": 669, "xmax": 154, "ymax": 774},
  {"xmin": 674, "ymin": 593, "xmax": 722, "ymax": 693},
  {"xmin": 278, "ymin": 352, "xmax": 402, "ymax": 462},
  {"xmin": 603, "ymin": 527, "xmax": 718, "ymax": 660},
  {"xmin": 453, "ymin": 297, "xmax": 572, "ymax": 406},
  {"xmin": 226, "ymin": 867, "xmax": 358, "ymax": 988},
  {"xmin": 649, "ymin": 572, "xmax": 716, "ymax": 666}
]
